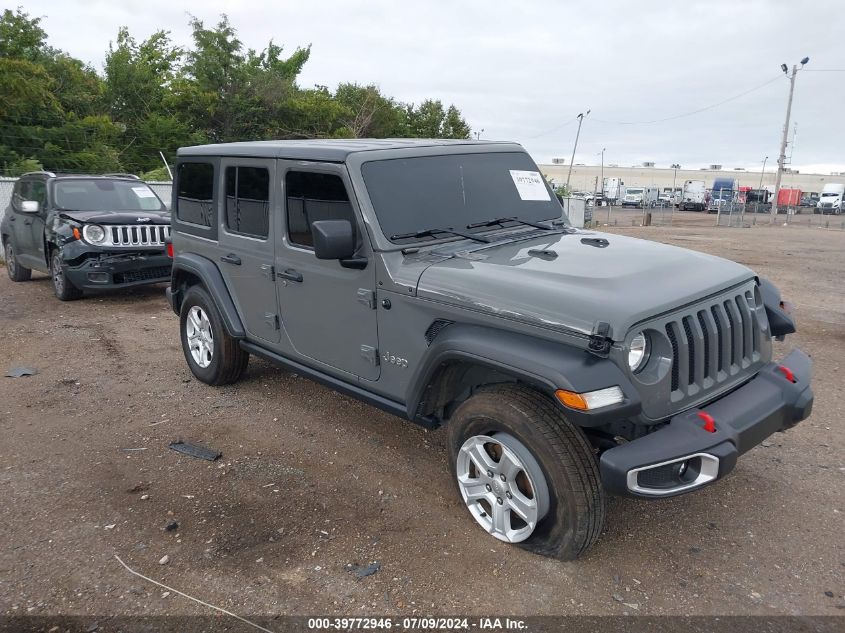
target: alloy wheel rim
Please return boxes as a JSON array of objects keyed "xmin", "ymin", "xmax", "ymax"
[
  {"xmin": 52, "ymin": 254, "xmax": 64, "ymax": 293},
  {"xmin": 186, "ymin": 306, "xmax": 214, "ymax": 368},
  {"xmin": 456, "ymin": 433, "xmax": 550, "ymax": 543}
]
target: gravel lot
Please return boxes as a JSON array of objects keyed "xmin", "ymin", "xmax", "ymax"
[{"xmin": 0, "ymin": 213, "xmax": 843, "ymax": 621}]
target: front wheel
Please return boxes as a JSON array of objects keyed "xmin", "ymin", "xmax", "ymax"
[
  {"xmin": 179, "ymin": 285, "xmax": 248, "ymax": 385},
  {"xmin": 447, "ymin": 385, "xmax": 605, "ymax": 560},
  {"xmin": 4, "ymin": 241, "xmax": 32, "ymax": 282},
  {"xmin": 51, "ymin": 250, "xmax": 82, "ymax": 300}
]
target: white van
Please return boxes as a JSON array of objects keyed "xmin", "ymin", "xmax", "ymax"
[{"xmin": 817, "ymin": 183, "xmax": 844, "ymax": 214}]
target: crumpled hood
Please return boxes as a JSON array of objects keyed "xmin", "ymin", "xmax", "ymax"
[
  {"xmin": 58, "ymin": 208, "xmax": 170, "ymax": 225},
  {"xmin": 416, "ymin": 230, "xmax": 755, "ymax": 339}
]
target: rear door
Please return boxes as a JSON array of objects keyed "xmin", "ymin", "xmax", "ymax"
[
  {"xmin": 274, "ymin": 162, "xmax": 380, "ymax": 381},
  {"xmin": 216, "ymin": 158, "xmax": 281, "ymax": 345}
]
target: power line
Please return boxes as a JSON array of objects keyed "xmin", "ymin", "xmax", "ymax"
[
  {"xmin": 591, "ymin": 75, "xmax": 783, "ymax": 126},
  {"xmin": 524, "ymin": 117, "xmax": 578, "ymax": 139}
]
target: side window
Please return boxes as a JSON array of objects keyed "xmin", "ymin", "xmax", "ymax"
[
  {"xmin": 29, "ymin": 181, "xmax": 46, "ymax": 207},
  {"xmin": 176, "ymin": 162, "xmax": 215, "ymax": 227},
  {"xmin": 11, "ymin": 181, "xmax": 28, "ymax": 208},
  {"xmin": 224, "ymin": 166, "xmax": 269, "ymax": 238},
  {"xmin": 285, "ymin": 171, "xmax": 356, "ymax": 248}
]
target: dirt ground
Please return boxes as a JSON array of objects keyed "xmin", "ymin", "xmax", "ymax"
[{"xmin": 0, "ymin": 213, "xmax": 843, "ymax": 622}]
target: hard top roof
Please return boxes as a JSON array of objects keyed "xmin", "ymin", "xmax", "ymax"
[{"xmin": 177, "ymin": 138, "xmax": 523, "ymax": 161}]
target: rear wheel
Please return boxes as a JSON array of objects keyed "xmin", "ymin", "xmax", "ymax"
[
  {"xmin": 179, "ymin": 285, "xmax": 248, "ymax": 385},
  {"xmin": 51, "ymin": 250, "xmax": 82, "ymax": 300},
  {"xmin": 4, "ymin": 240, "xmax": 32, "ymax": 282},
  {"xmin": 447, "ymin": 384, "xmax": 605, "ymax": 560}
]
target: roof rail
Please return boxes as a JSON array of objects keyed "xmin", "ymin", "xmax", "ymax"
[
  {"xmin": 20, "ymin": 170, "xmax": 57, "ymax": 178},
  {"xmin": 102, "ymin": 173, "xmax": 141, "ymax": 180}
]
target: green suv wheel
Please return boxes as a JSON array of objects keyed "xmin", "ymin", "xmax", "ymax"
[
  {"xmin": 51, "ymin": 250, "xmax": 82, "ymax": 301},
  {"xmin": 179, "ymin": 285, "xmax": 249, "ymax": 385},
  {"xmin": 4, "ymin": 241, "xmax": 32, "ymax": 282},
  {"xmin": 447, "ymin": 384, "xmax": 605, "ymax": 560}
]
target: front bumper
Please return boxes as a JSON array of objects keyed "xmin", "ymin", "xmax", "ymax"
[
  {"xmin": 599, "ymin": 348, "xmax": 813, "ymax": 498},
  {"xmin": 63, "ymin": 252, "xmax": 172, "ymax": 290}
]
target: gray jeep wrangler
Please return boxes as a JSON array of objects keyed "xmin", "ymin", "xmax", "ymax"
[{"xmin": 166, "ymin": 139, "xmax": 814, "ymax": 560}]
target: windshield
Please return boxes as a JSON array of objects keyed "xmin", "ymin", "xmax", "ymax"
[
  {"xmin": 54, "ymin": 179, "xmax": 165, "ymax": 212},
  {"xmin": 360, "ymin": 152, "xmax": 564, "ymax": 243},
  {"xmin": 626, "ymin": 188, "xmax": 643, "ymax": 195},
  {"xmin": 821, "ymin": 192, "xmax": 839, "ymax": 197},
  {"xmin": 712, "ymin": 189, "xmax": 733, "ymax": 199}
]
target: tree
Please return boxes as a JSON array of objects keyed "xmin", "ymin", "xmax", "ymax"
[
  {"xmin": 406, "ymin": 99, "xmax": 470, "ymax": 138},
  {"xmin": 0, "ymin": 7, "xmax": 47, "ymax": 61}
]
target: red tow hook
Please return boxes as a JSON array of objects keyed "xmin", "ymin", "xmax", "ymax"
[
  {"xmin": 777, "ymin": 365, "xmax": 797, "ymax": 383},
  {"xmin": 697, "ymin": 412, "xmax": 717, "ymax": 433}
]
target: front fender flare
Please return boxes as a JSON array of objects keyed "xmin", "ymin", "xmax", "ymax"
[
  {"xmin": 170, "ymin": 252, "xmax": 245, "ymax": 338},
  {"xmin": 406, "ymin": 323, "xmax": 641, "ymax": 427}
]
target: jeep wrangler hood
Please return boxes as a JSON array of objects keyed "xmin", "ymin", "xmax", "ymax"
[
  {"xmin": 57, "ymin": 209, "xmax": 170, "ymax": 224},
  {"xmin": 416, "ymin": 231, "xmax": 755, "ymax": 339}
]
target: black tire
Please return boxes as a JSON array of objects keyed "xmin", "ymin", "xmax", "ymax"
[
  {"xmin": 447, "ymin": 384, "xmax": 605, "ymax": 560},
  {"xmin": 179, "ymin": 285, "xmax": 248, "ymax": 385},
  {"xmin": 50, "ymin": 249, "xmax": 82, "ymax": 300},
  {"xmin": 4, "ymin": 240, "xmax": 32, "ymax": 282}
]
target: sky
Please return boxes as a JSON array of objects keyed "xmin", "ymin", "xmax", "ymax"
[{"xmin": 20, "ymin": 0, "xmax": 845, "ymax": 173}]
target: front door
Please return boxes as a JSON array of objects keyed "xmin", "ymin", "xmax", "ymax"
[
  {"xmin": 275, "ymin": 163, "xmax": 380, "ymax": 381},
  {"xmin": 11, "ymin": 179, "xmax": 47, "ymax": 270},
  {"xmin": 216, "ymin": 159, "xmax": 281, "ymax": 344}
]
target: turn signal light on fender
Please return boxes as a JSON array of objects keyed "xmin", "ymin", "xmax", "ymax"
[
  {"xmin": 555, "ymin": 386, "xmax": 624, "ymax": 411},
  {"xmin": 72, "ymin": 227, "xmax": 81, "ymax": 240}
]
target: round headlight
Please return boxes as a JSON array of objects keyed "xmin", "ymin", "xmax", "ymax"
[
  {"xmin": 83, "ymin": 224, "xmax": 106, "ymax": 244},
  {"xmin": 628, "ymin": 331, "xmax": 650, "ymax": 373}
]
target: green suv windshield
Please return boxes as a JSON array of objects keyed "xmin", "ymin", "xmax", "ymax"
[
  {"xmin": 361, "ymin": 152, "xmax": 564, "ymax": 243},
  {"xmin": 54, "ymin": 179, "xmax": 165, "ymax": 212}
]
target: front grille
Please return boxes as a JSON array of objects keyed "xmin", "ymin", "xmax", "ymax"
[
  {"xmin": 113, "ymin": 265, "xmax": 172, "ymax": 284},
  {"xmin": 108, "ymin": 224, "xmax": 170, "ymax": 247},
  {"xmin": 821, "ymin": 202, "xmax": 833, "ymax": 208},
  {"xmin": 665, "ymin": 289, "xmax": 761, "ymax": 398}
]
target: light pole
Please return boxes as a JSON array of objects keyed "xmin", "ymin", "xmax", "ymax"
[
  {"xmin": 670, "ymin": 163, "xmax": 681, "ymax": 208},
  {"xmin": 771, "ymin": 57, "xmax": 809, "ymax": 220},
  {"xmin": 474, "ymin": 128, "xmax": 485, "ymax": 140},
  {"xmin": 758, "ymin": 156, "xmax": 768, "ymax": 190},
  {"xmin": 565, "ymin": 110, "xmax": 590, "ymax": 191}
]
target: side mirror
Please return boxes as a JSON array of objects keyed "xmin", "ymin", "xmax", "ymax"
[
  {"xmin": 20, "ymin": 200, "xmax": 39, "ymax": 213},
  {"xmin": 311, "ymin": 220, "xmax": 355, "ymax": 260}
]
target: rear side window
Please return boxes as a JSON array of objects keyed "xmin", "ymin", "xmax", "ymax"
[
  {"xmin": 285, "ymin": 171, "xmax": 356, "ymax": 248},
  {"xmin": 176, "ymin": 162, "xmax": 215, "ymax": 227},
  {"xmin": 225, "ymin": 166, "xmax": 269, "ymax": 238}
]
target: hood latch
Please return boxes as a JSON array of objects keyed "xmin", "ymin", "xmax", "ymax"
[{"xmin": 588, "ymin": 321, "xmax": 613, "ymax": 357}]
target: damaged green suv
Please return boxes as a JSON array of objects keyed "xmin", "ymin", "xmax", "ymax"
[
  {"xmin": 166, "ymin": 139, "xmax": 814, "ymax": 560},
  {"xmin": 2, "ymin": 171, "xmax": 171, "ymax": 300}
]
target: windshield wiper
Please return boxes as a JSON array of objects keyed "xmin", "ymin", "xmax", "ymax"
[
  {"xmin": 390, "ymin": 227, "xmax": 491, "ymax": 243},
  {"xmin": 466, "ymin": 216, "xmax": 554, "ymax": 231}
]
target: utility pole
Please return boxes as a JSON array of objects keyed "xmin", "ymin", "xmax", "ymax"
[
  {"xmin": 565, "ymin": 110, "xmax": 590, "ymax": 191},
  {"xmin": 670, "ymin": 163, "xmax": 680, "ymax": 215},
  {"xmin": 771, "ymin": 58, "xmax": 808, "ymax": 220}
]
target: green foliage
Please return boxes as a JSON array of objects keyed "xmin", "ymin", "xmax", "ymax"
[
  {"xmin": 140, "ymin": 165, "xmax": 171, "ymax": 181},
  {"xmin": 4, "ymin": 156, "xmax": 42, "ymax": 176},
  {"xmin": 0, "ymin": 10, "xmax": 472, "ymax": 176}
]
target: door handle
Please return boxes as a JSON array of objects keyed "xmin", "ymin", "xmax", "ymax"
[
  {"xmin": 220, "ymin": 253, "xmax": 241, "ymax": 265},
  {"xmin": 277, "ymin": 268, "xmax": 303, "ymax": 283}
]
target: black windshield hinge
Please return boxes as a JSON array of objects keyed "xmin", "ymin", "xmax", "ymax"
[{"xmin": 588, "ymin": 321, "xmax": 613, "ymax": 357}]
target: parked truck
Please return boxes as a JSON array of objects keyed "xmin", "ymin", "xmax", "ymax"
[
  {"xmin": 602, "ymin": 177, "xmax": 623, "ymax": 205},
  {"xmin": 776, "ymin": 188, "xmax": 803, "ymax": 212},
  {"xmin": 621, "ymin": 186, "xmax": 658, "ymax": 208},
  {"xmin": 816, "ymin": 183, "xmax": 844, "ymax": 214},
  {"xmin": 707, "ymin": 177, "xmax": 738, "ymax": 213},
  {"xmin": 679, "ymin": 180, "xmax": 707, "ymax": 211}
]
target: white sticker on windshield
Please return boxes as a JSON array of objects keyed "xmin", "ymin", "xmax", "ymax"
[
  {"xmin": 132, "ymin": 186, "xmax": 156, "ymax": 198},
  {"xmin": 509, "ymin": 170, "xmax": 550, "ymax": 201}
]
